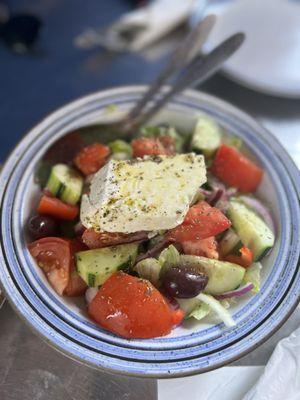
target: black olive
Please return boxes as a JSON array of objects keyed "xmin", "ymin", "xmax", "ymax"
[
  {"xmin": 162, "ymin": 265, "xmax": 208, "ymax": 298},
  {"xmin": 27, "ymin": 215, "xmax": 57, "ymax": 240}
]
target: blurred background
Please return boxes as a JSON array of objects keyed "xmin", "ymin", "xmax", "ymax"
[
  {"xmin": 1, "ymin": 1, "xmax": 300, "ymax": 399},
  {"xmin": 1, "ymin": 0, "xmax": 300, "ymax": 163}
]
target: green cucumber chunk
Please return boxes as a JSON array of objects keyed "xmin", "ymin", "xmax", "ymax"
[
  {"xmin": 180, "ymin": 255, "xmax": 245, "ymax": 295},
  {"xmin": 75, "ymin": 243, "xmax": 138, "ymax": 287},
  {"xmin": 227, "ymin": 198, "xmax": 275, "ymax": 261},
  {"xmin": 242, "ymin": 262, "xmax": 262, "ymax": 293},
  {"xmin": 222, "ymin": 134, "xmax": 243, "ymax": 150},
  {"xmin": 191, "ymin": 114, "xmax": 222, "ymax": 157},
  {"xmin": 108, "ymin": 139, "xmax": 132, "ymax": 158},
  {"xmin": 46, "ymin": 164, "xmax": 83, "ymax": 205}
]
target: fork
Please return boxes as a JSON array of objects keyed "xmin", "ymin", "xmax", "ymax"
[
  {"xmin": 72, "ymin": 15, "xmax": 245, "ymax": 139},
  {"xmin": 0, "ymin": 17, "xmax": 245, "ymax": 310}
]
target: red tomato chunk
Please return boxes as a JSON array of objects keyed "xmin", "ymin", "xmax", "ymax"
[
  {"xmin": 74, "ymin": 143, "xmax": 110, "ymax": 175},
  {"xmin": 211, "ymin": 144, "xmax": 263, "ymax": 193},
  {"xmin": 224, "ymin": 246, "xmax": 253, "ymax": 268},
  {"xmin": 131, "ymin": 136, "xmax": 175, "ymax": 158},
  {"xmin": 182, "ymin": 236, "xmax": 219, "ymax": 259},
  {"xmin": 38, "ymin": 195, "xmax": 79, "ymax": 221},
  {"xmin": 168, "ymin": 201, "xmax": 231, "ymax": 243},
  {"xmin": 88, "ymin": 271, "xmax": 184, "ymax": 338},
  {"xmin": 28, "ymin": 237, "xmax": 87, "ymax": 296}
]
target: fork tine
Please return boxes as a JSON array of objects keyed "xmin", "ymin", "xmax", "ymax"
[{"xmin": 123, "ymin": 14, "xmax": 216, "ymax": 130}]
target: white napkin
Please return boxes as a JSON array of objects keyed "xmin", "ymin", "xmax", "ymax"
[
  {"xmin": 159, "ymin": 306, "xmax": 300, "ymax": 400},
  {"xmin": 116, "ymin": 0, "xmax": 197, "ymax": 51},
  {"xmin": 243, "ymin": 325, "xmax": 300, "ymax": 400},
  {"xmin": 75, "ymin": 0, "xmax": 198, "ymax": 52},
  {"xmin": 158, "ymin": 366, "xmax": 264, "ymax": 400}
]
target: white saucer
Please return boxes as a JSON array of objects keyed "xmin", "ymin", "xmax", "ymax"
[{"xmin": 197, "ymin": 0, "xmax": 300, "ymax": 98}]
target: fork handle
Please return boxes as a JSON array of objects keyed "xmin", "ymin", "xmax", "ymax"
[
  {"xmin": 123, "ymin": 14, "xmax": 216, "ymax": 130},
  {"xmin": 133, "ymin": 32, "xmax": 245, "ymax": 128}
]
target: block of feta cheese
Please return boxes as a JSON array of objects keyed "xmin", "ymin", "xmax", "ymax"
[{"xmin": 80, "ymin": 153, "xmax": 206, "ymax": 233}]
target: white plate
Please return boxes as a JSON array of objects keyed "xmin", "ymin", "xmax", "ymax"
[{"xmin": 195, "ymin": 0, "xmax": 300, "ymax": 98}]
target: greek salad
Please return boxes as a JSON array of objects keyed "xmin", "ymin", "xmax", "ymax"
[{"xmin": 27, "ymin": 114, "xmax": 275, "ymax": 339}]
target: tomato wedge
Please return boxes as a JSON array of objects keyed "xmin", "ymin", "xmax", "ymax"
[
  {"xmin": 88, "ymin": 271, "xmax": 182, "ymax": 338},
  {"xmin": 82, "ymin": 228, "xmax": 148, "ymax": 249},
  {"xmin": 168, "ymin": 201, "xmax": 231, "ymax": 242},
  {"xmin": 171, "ymin": 308, "xmax": 185, "ymax": 326},
  {"xmin": 28, "ymin": 237, "xmax": 87, "ymax": 296},
  {"xmin": 74, "ymin": 142, "xmax": 110, "ymax": 175},
  {"xmin": 224, "ymin": 246, "xmax": 253, "ymax": 268},
  {"xmin": 162, "ymin": 293, "xmax": 185, "ymax": 326},
  {"xmin": 64, "ymin": 239, "xmax": 88, "ymax": 296},
  {"xmin": 38, "ymin": 195, "xmax": 79, "ymax": 220},
  {"xmin": 211, "ymin": 144, "xmax": 263, "ymax": 193},
  {"xmin": 132, "ymin": 137, "xmax": 174, "ymax": 158},
  {"xmin": 182, "ymin": 237, "xmax": 219, "ymax": 259}
]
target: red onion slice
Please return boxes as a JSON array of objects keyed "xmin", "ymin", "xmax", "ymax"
[
  {"xmin": 215, "ymin": 283, "xmax": 254, "ymax": 300},
  {"xmin": 200, "ymin": 175, "xmax": 237, "ymax": 213},
  {"xmin": 199, "ymin": 188, "xmax": 212, "ymax": 198},
  {"xmin": 226, "ymin": 188, "xmax": 237, "ymax": 197},
  {"xmin": 74, "ymin": 221, "xmax": 85, "ymax": 236},
  {"xmin": 208, "ymin": 188, "xmax": 224, "ymax": 206}
]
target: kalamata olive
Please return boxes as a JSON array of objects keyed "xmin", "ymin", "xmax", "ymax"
[
  {"xmin": 27, "ymin": 215, "xmax": 57, "ymax": 239},
  {"xmin": 162, "ymin": 265, "xmax": 208, "ymax": 299}
]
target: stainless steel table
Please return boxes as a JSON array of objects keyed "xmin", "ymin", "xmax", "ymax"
[
  {"xmin": 0, "ymin": 302, "xmax": 156, "ymax": 400},
  {"xmin": 1, "ymin": 74, "xmax": 300, "ymax": 400}
]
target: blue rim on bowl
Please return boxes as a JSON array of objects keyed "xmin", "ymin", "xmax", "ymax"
[{"xmin": 0, "ymin": 86, "xmax": 299, "ymax": 377}]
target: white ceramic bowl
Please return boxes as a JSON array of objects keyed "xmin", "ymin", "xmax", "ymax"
[{"xmin": 0, "ymin": 86, "xmax": 299, "ymax": 377}]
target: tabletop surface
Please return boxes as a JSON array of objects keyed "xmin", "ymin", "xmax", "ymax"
[{"xmin": 1, "ymin": 1, "xmax": 300, "ymax": 399}]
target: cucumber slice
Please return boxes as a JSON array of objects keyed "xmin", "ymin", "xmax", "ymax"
[
  {"xmin": 223, "ymin": 135, "xmax": 243, "ymax": 150},
  {"xmin": 227, "ymin": 198, "xmax": 275, "ymax": 261},
  {"xmin": 75, "ymin": 243, "xmax": 138, "ymax": 287},
  {"xmin": 180, "ymin": 255, "xmax": 245, "ymax": 295},
  {"xmin": 108, "ymin": 140, "xmax": 132, "ymax": 157},
  {"xmin": 242, "ymin": 262, "xmax": 261, "ymax": 293},
  {"xmin": 191, "ymin": 114, "xmax": 222, "ymax": 157},
  {"xmin": 46, "ymin": 164, "xmax": 83, "ymax": 205},
  {"xmin": 219, "ymin": 228, "xmax": 242, "ymax": 256}
]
